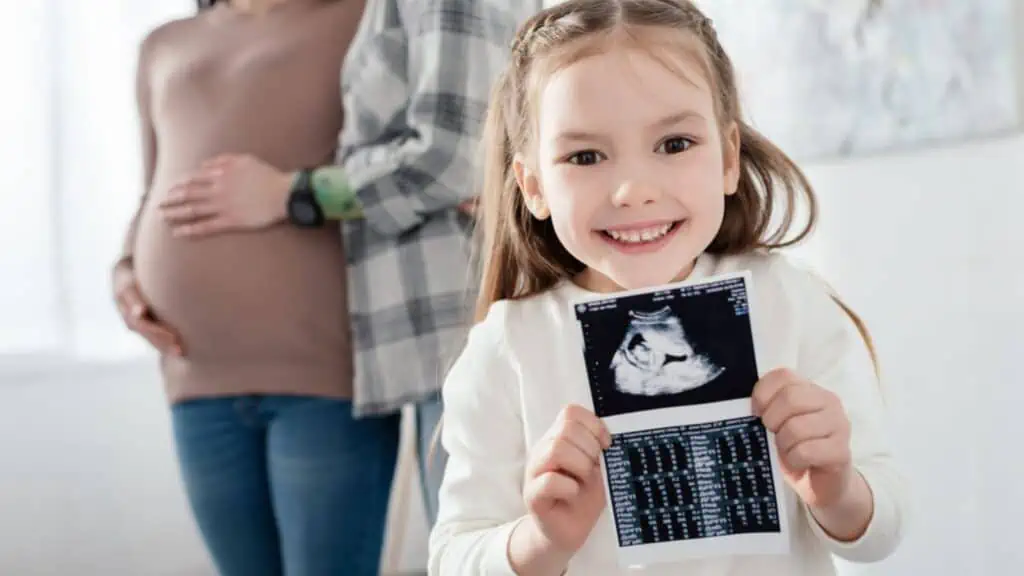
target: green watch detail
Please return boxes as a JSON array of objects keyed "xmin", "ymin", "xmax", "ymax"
[{"xmin": 306, "ymin": 167, "xmax": 364, "ymax": 220}]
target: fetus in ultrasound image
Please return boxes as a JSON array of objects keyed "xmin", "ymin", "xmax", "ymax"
[
  {"xmin": 576, "ymin": 276, "xmax": 759, "ymax": 418},
  {"xmin": 610, "ymin": 306, "xmax": 725, "ymax": 397}
]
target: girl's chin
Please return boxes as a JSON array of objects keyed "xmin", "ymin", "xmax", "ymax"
[{"xmin": 580, "ymin": 259, "xmax": 697, "ymax": 292}]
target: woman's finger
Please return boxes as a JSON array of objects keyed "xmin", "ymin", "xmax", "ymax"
[
  {"xmin": 160, "ymin": 201, "xmax": 221, "ymax": 224},
  {"xmin": 116, "ymin": 282, "xmax": 148, "ymax": 320},
  {"xmin": 201, "ymin": 154, "xmax": 238, "ymax": 170},
  {"xmin": 160, "ymin": 176, "xmax": 217, "ymax": 208},
  {"xmin": 172, "ymin": 216, "xmax": 235, "ymax": 238},
  {"xmin": 129, "ymin": 314, "xmax": 182, "ymax": 355}
]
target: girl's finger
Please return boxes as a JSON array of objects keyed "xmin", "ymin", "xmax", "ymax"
[
  {"xmin": 540, "ymin": 438, "xmax": 596, "ymax": 483},
  {"xmin": 784, "ymin": 436, "xmax": 848, "ymax": 472},
  {"xmin": 560, "ymin": 404, "xmax": 611, "ymax": 449},
  {"xmin": 752, "ymin": 368, "xmax": 794, "ymax": 415},
  {"xmin": 561, "ymin": 419, "xmax": 604, "ymax": 464},
  {"xmin": 759, "ymin": 382, "xmax": 821, "ymax": 433},
  {"xmin": 527, "ymin": 471, "xmax": 581, "ymax": 510},
  {"xmin": 775, "ymin": 411, "xmax": 832, "ymax": 455}
]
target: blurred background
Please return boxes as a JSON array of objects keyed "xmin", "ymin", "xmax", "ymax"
[{"xmin": 0, "ymin": 1, "xmax": 1021, "ymax": 575}]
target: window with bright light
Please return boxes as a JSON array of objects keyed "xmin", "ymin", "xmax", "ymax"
[{"xmin": 0, "ymin": 0, "xmax": 191, "ymax": 363}]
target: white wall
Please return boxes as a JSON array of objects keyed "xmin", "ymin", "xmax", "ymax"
[{"xmin": 794, "ymin": 131, "xmax": 1024, "ymax": 576}]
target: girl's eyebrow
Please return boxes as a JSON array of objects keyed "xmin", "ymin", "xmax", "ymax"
[
  {"xmin": 553, "ymin": 110, "xmax": 707, "ymax": 145},
  {"xmin": 553, "ymin": 129, "xmax": 610, "ymax": 146},
  {"xmin": 647, "ymin": 110, "xmax": 707, "ymax": 129}
]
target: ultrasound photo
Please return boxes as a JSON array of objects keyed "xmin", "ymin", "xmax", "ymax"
[
  {"xmin": 610, "ymin": 306, "xmax": 725, "ymax": 397},
  {"xmin": 575, "ymin": 275, "xmax": 758, "ymax": 418}
]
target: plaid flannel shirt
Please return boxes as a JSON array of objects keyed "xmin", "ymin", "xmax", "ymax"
[{"xmin": 338, "ymin": 0, "xmax": 538, "ymax": 416}]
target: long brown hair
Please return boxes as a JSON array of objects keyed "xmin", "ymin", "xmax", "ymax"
[{"xmin": 473, "ymin": 0, "xmax": 878, "ymax": 370}]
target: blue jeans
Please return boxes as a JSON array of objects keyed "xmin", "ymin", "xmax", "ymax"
[{"xmin": 171, "ymin": 394, "xmax": 446, "ymax": 576}]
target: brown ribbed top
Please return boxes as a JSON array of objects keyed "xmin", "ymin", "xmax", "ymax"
[{"xmin": 123, "ymin": 0, "xmax": 364, "ymax": 403}]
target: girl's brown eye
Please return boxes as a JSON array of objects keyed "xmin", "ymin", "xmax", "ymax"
[
  {"xmin": 568, "ymin": 150, "xmax": 601, "ymax": 165},
  {"xmin": 658, "ymin": 137, "xmax": 694, "ymax": 154}
]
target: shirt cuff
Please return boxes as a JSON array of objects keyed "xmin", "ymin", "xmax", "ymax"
[
  {"xmin": 340, "ymin": 152, "xmax": 426, "ymax": 235},
  {"xmin": 805, "ymin": 465, "xmax": 903, "ymax": 562},
  {"xmin": 308, "ymin": 167, "xmax": 364, "ymax": 220},
  {"xmin": 481, "ymin": 517, "xmax": 527, "ymax": 575}
]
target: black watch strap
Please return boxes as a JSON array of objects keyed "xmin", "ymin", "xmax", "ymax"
[
  {"xmin": 295, "ymin": 168, "xmax": 313, "ymax": 192},
  {"xmin": 287, "ymin": 169, "xmax": 325, "ymax": 227}
]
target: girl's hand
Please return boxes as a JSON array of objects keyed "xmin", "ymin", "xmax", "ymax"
[
  {"xmin": 158, "ymin": 154, "xmax": 293, "ymax": 238},
  {"xmin": 112, "ymin": 260, "xmax": 183, "ymax": 356},
  {"xmin": 752, "ymin": 368, "xmax": 854, "ymax": 509},
  {"xmin": 522, "ymin": 404, "xmax": 612, "ymax": 556}
]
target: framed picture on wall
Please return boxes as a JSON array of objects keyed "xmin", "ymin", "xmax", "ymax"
[{"xmin": 698, "ymin": 0, "xmax": 1021, "ymax": 160}]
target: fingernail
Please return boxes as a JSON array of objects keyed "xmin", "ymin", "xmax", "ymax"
[{"xmin": 132, "ymin": 304, "xmax": 145, "ymax": 317}]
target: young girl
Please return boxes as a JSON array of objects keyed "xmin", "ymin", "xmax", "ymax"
[{"xmin": 428, "ymin": 1, "xmax": 906, "ymax": 574}]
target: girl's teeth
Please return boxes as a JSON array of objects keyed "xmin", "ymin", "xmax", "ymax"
[{"xmin": 608, "ymin": 223, "xmax": 672, "ymax": 244}]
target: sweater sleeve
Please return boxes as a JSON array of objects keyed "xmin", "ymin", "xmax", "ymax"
[
  {"xmin": 428, "ymin": 301, "xmax": 529, "ymax": 575},
  {"xmin": 783, "ymin": 262, "xmax": 908, "ymax": 563}
]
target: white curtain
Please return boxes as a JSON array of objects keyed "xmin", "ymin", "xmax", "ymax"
[{"xmin": 0, "ymin": 0, "xmax": 191, "ymax": 362}]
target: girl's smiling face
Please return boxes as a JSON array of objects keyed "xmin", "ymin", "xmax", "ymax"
[{"xmin": 515, "ymin": 39, "xmax": 740, "ymax": 292}]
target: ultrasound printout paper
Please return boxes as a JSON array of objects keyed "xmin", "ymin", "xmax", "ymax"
[{"xmin": 572, "ymin": 272, "xmax": 791, "ymax": 567}]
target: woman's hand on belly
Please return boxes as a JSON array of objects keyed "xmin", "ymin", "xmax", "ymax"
[
  {"xmin": 158, "ymin": 153, "xmax": 293, "ymax": 238},
  {"xmin": 113, "ymin": 260, "xmax": 184, "ymax": 356}
]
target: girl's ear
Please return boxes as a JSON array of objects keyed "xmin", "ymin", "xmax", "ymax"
[
  {"xmin": 723, "ymin": 122, "xmax": 741, "ymax": 196},
  {"xmin": 513, "ymin": 153, "xmax": 550, "ymax": 219}
]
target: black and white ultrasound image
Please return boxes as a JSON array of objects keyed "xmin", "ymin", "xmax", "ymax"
[{"xmin": 575, "ymin": 276, "xmax": 758, "ymax": 418}]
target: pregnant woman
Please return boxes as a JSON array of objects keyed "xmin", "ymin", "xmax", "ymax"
[{"xmin": 108, "ymin": 1, "xmax": 400, "ymax": 575}]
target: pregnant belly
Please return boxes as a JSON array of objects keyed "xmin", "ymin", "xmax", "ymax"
[{"xmin": 132, "ymin": 205, "xmax": 349, "ymax": 362}]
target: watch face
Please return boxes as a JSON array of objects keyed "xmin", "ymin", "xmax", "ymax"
[
  {"xmin": 289, "ymin": 196, "xmax": 321, "ymax": 226},
  {"xmin": 293, "ymin": 203, "xmax": 318, "ymax": 223}
]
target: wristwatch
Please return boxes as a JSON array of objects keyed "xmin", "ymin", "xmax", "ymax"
[{"xmin": 286, "ymin": 169, "xmax": 325, "ymax": 228}]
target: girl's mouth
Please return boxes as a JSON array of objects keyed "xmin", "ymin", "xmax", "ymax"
[{"xmin": 598, "ymin": 220, "xmax": 684, "ymax": 252}]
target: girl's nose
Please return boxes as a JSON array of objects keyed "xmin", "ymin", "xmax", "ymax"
[{"xmin": 612, "ymin": 180, "xmax": 663, "ymax": 207}]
